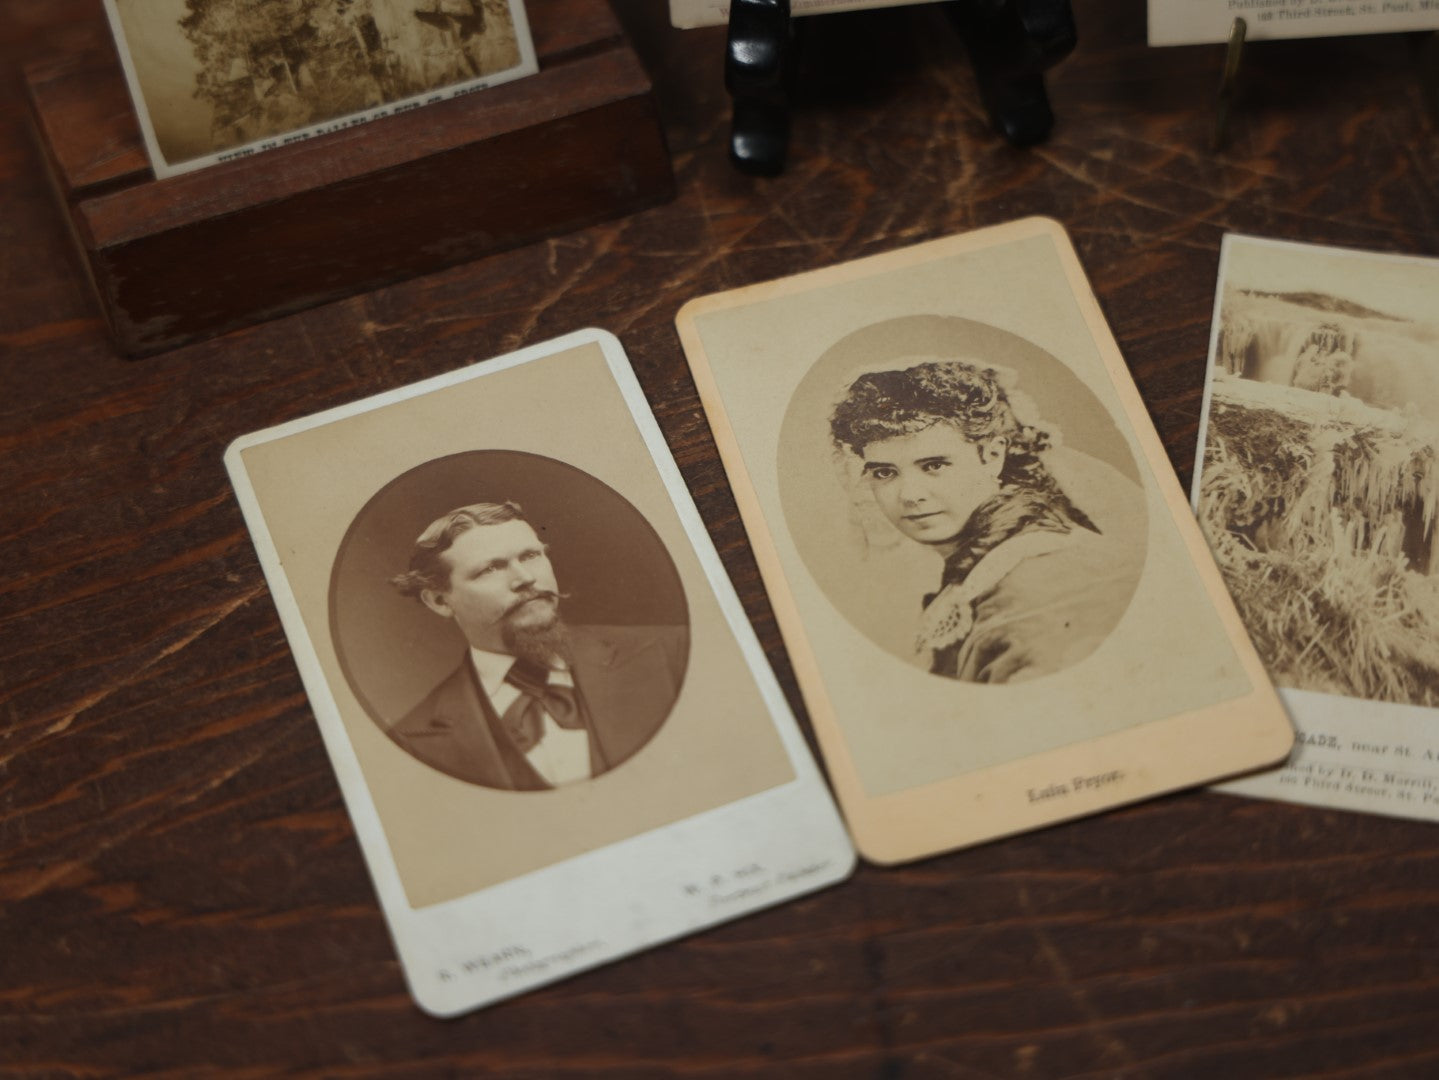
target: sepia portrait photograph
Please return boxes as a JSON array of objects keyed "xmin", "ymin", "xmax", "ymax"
[
  {"xmin": 1195, "ymin": 237, "xmax": 1439, "ymax": 709},
  {"xmin": 103, "ymin": 0, "xmax": 536, "ymax": 177},
  {"xmin": 330, "ymin": 450, "xmax": 690, "ymax": 792},
  {"xmin": 777, "ymin": 315, "xmax": 1146, "ymax": 686},
  {"xmin": 678, "ymin": 218, "xmax": 1292, "ymax": 862},
  {"xmin": 226, "ymin": 331, "xmax": 851, "ymax": 1015}
]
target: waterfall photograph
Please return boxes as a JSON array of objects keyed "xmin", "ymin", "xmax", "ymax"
[{"xmin": 1195, "ymin": 236, "xmax": 1439, "ymax": 708}]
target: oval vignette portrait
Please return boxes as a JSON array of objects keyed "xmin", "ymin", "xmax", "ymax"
[
  {"xmin": 330, "ymin": 451, "xmax": 691, "ymax": 792},
  {"xmin": 776, "ymin": 314, "xmax": 1149, "ymax": 684}
]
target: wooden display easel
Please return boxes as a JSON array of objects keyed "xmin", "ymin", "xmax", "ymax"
[{"xmin": 24, "ymin": 0, "xmax": 675, "ymax": 357}]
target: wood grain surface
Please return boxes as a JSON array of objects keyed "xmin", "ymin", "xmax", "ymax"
[
  {"xmin": 3, "ymin": 1, "xmax": 1438, "ymax": 1076},
  {"xmin": 25, "ymin": 0, "xmax": 674, "ymax": 356}
]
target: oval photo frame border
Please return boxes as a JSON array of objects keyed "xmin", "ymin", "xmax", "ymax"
[
  {"xmin": 775, "ymin": 314, "xmax": 1146, "ymax": 677},
  {"xmin": 328, "ymin": 449, "xmax": 691, "ymax": 787}
]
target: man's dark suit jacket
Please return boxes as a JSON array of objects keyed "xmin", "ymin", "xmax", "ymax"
[{"xmin": 389, "ymin": 624, "xmax": 689, "ymax": 790}]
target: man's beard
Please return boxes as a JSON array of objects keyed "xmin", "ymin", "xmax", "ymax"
[{"xmin": 499, "ymin": 592, "xmax": 571, "ymax": 668}]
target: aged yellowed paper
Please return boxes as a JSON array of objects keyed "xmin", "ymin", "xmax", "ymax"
[
  {"xmin": 1195, "ymin": 234, "xmax": 1439, "ymax": 822},
  {"xmin": 677, "ymin": 218, "xmax": 1293, "ymax": 863},
  {"xmin": 1150, "ymin": 0, "xmax": 1439, "ymax": 46}
]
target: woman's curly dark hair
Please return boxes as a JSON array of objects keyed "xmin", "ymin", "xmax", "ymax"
[{"xmin": 829, "ymin": 360, "xmax": 1056, "ymax": 492}]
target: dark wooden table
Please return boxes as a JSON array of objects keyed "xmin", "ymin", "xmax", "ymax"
[{"xmin": 4, "ymin": 1, "xmax": 1438, "ymax": 1076}]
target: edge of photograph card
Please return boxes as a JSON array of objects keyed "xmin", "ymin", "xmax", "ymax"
[
  {"xmin": 224, "ymin": 329, "xmax": 855, "ymax": 1016},
  {"xmin": 102, "ymin": 0, "xmax": 540, "ymax": 180},
  {"xmin": 1147, "ymin": 0, "xmax": 1439, "ymax": 46},
  {"xmin": 669, "ymin": 0, "xmax": 934, "ymax": 31},
  {"xmin": 675, "ymin": 217, "xmax": 1295, "ymax": 865},
  {"xmin": 1191, "ymin": 233, "xmax": 1439, "ymax": 825}
]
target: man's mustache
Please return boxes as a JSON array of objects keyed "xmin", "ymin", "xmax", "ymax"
[{"xmin": 503, "ymin": 589, "xmax": 568, "ymax": 617}]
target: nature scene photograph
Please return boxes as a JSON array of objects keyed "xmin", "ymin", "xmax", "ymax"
[
  {"xmin": 1197, "ymin": 240, "xmax": 1439, "ymax": 707},
  {"xmin": 111, "ymin": 0, "xmax": 524, "ymax": 164}
]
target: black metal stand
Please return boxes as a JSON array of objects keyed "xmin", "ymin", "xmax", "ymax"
[
  {"xmin": 725, "ymin": 0, "xmax": 1076, "ymax": 176},
  {"xmin": 1212, "ymin": 17, "xmax": 1246, "ymax": 152},
  {"xmin": 725, "ymin": 0, "xmax": 795, "ymax": 176}
]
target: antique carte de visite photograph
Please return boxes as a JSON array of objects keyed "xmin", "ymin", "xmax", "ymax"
[
  {"xmin": 102, "ymin": 0, "xmax": 538, "ymax": 179},
  {"xmin": 1149, "ymin": 0, "xmax": 1439, "ymax": 46},
  {"xmin": 1193, "ymin": 235, "xmax": 1439, "ymax": 823},
  {"xmin": 676, "ymin": 217, "xmax": 1294, "ymax": 864},
  {"xmin": 224, "ymin": 330, "xmax": 854, "ymax": 1016}
]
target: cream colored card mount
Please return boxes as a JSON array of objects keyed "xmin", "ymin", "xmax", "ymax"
[
  {"xmin": 670, "ymin": 0, "xmax": 936, "ymax": 31},
  {"xmin": 675, "ymin": 218, "xmax": 1293, "ymax": 864},
  {"xmin": 225, "ymin": 329, "xmax": 853, "ymax": 1016},
  {"xmin": 1149, "ymin": 0, "xmax": 1439, "ymax": 46},
  {"xmin": 1194, "ymin": 234, "xmax": 1439, "ymax": 823}
]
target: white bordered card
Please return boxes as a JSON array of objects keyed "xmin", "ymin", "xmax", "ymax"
[
  {"xmin": 669, "ymin": 0, "xmax": 937, "ymax": 31},
  {"xmin": 1193, "ymin": 234, "xmax": 1439, "ymax": 822},
  {"xmin": 225, "ymin": 329, "xmax": 854, "ymax": 1016},
  {"xmin": 1149, "ymin": 0, "xmax": 1439, "ymax": 46}
]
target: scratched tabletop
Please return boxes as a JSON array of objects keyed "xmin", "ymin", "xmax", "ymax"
[{"xmin": 4, "ymin": 1, "xmax": 1439, "ymax": 1077}]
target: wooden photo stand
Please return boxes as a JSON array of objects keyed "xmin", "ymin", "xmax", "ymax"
[{"xmin": 24, "ymin": 0, "xmax": 674, "ymax": 357}]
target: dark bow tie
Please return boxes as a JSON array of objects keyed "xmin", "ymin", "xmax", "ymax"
[{"xmin": 500, "ymin": 659, "xmax": 582, "ymax": 753}]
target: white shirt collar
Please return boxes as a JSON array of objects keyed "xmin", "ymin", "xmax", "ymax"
[{"xmin": 467, "ymin": 646, "xmax": 572, "ymax": 698}]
